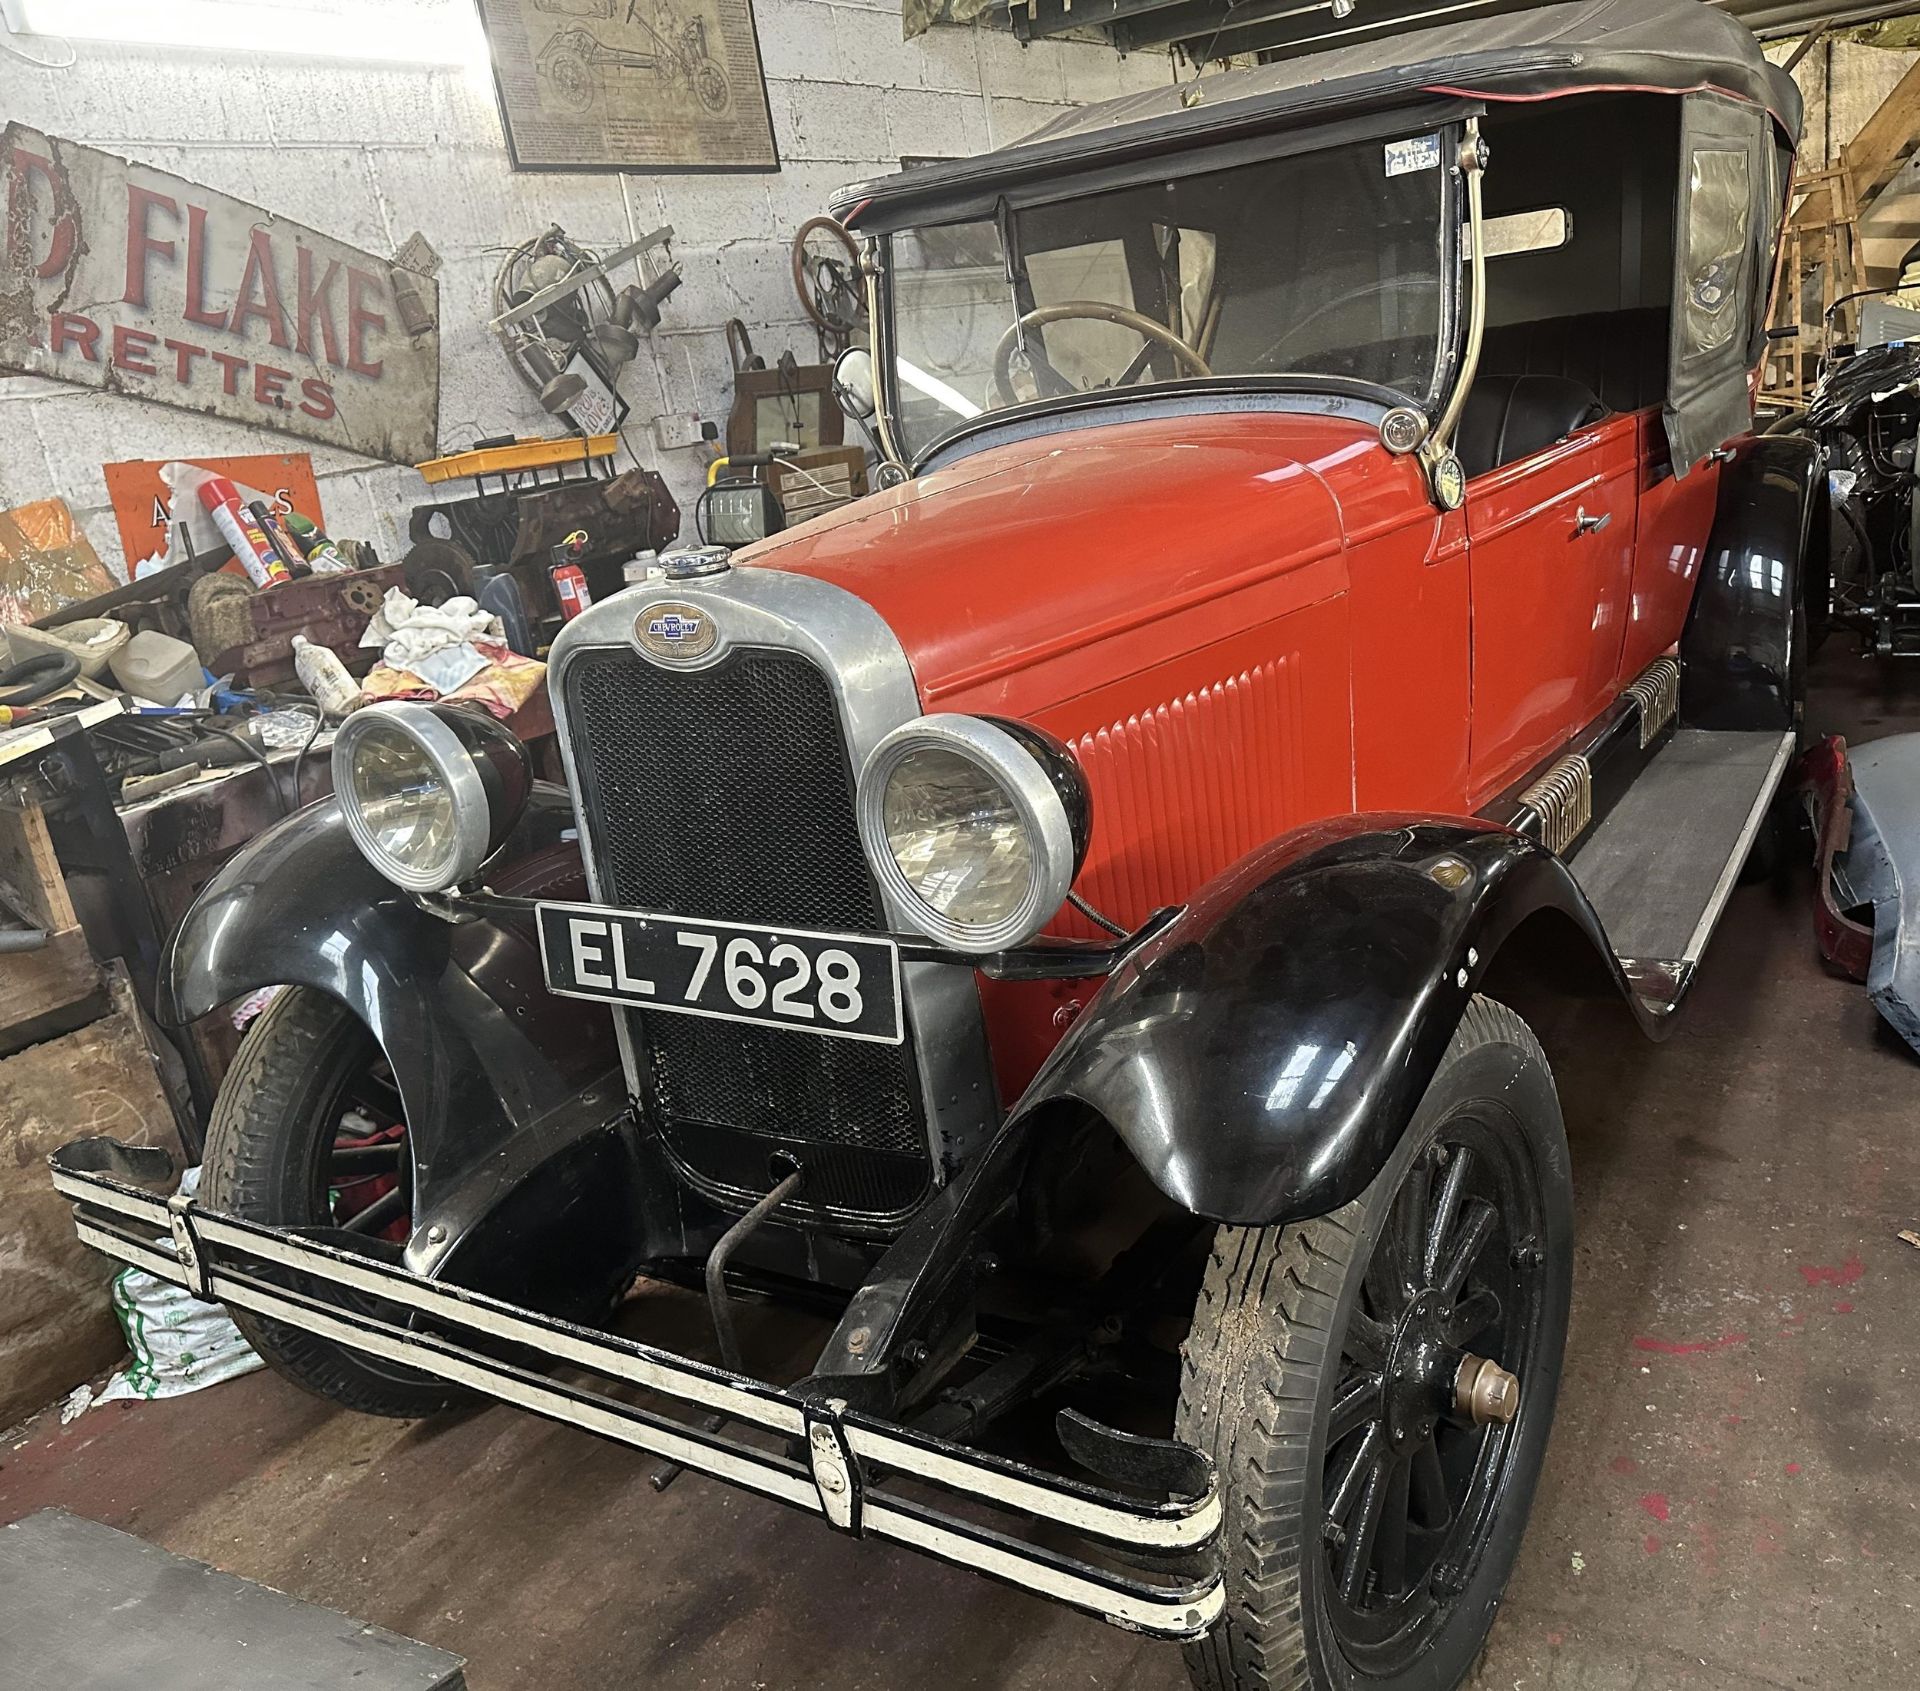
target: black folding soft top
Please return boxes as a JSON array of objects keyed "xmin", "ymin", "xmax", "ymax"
[{"xmin": 833, "ymin": 0, "xmax": 1801, "ymax": 232}]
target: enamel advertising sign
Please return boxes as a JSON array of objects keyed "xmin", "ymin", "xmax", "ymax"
[{"xmin": 0, "ymin": 126, "xmax": 440, "ymax": 464}]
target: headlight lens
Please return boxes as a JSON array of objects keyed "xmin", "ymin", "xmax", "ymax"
[
  {"xmin": 333, "ymin": 703, "xmax": 528, "ymax": 892},
  {"xmin": 883, "ymin": 746, "xmax": 1035, "ymax": 925},
  {"xmin": 859, "ymin": 716, "xmax": 1088, "ymax": 952}
]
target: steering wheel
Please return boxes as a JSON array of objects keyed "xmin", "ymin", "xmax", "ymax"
[
  {"xmin": 991, "ymin": 300, "xmax": 1212, "ymax": 407},
  {"xmin": 1250, "ymin": 276, "xmax": 1431, "ymax": 372},
  {"xmin": 791, "ymin": 215, "xmax": 864, "ymax": 347}
]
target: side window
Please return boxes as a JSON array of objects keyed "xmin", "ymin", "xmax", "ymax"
[
  {"xmin": 1665, "ymin": 93, "xmax": 1769, "ymax": 474},
  {"xmin": 1680, "ymin": 147, "xmax": 1751, "ymax": 360}
]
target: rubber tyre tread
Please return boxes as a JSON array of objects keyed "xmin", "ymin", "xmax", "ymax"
[
  {"xmin": 1176, "ymin": 996, "xmax": 1563, "ymax": 1691},
  {"xmin": 200, "ymin": 987, "xmax": 464, "ymax": 1419}
]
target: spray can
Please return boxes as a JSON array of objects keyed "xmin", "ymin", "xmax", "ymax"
[
  {"xmin": 285, "ymin": 512, "xmax": 355, "ymax": 576},
  {"xmin": 291, "ymin": 635, "xmax": 363, "ymax": 719},
  {"xmin": 251, "ymin": 501, "xmax": 313, "ymax": 578},
  {"xmin": 551, "ymin": 561, "xmax": 593, "ymax": 621},
  {"xmin": 198, "ymin": 476, "xmax": 291, "ymax": 588}
]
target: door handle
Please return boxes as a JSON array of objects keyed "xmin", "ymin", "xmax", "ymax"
[
  {"xmin": 1704, "ymin": 446, "xmax": 1737, "ymax": 466},
  {"xmin": 1573, "ymin": 506, "xmax": 1612, "ymax": 536}
]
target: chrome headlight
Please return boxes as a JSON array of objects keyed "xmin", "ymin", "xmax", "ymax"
[
  {"xmin": 332, "ymin": 703, "xmax": 530, "ymax": 893},
  {"xmin": 857, "ymin": 715, "xmax": 1090, "ymax": 953}
]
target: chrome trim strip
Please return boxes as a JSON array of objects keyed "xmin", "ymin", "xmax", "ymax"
[
  {"xmin": 1516, "ymin": 751, "xmax": 1594, "ymax": 855},
  {"xmin": 58, "ymin": 1167, "xmax": 1223, "ymax": 1641},
  {"xmin": 54, "ymin": 1166, "xmax": 803, "ymax": 1436},
  {"xmin": 846, "ymin": 1422, "xmax": 1222, "ymax": 1550},
  {"xmin": 231, "ymin": 1274, "xmax": 822, "ymax": 1513},
  {"xmin": 545, "ymin": 566, "xmax": 1001, "ymax": 1191},
  {"xmin": 865, "ymin": 1495, "xmax": 1225, "ymax": 1635},
  {"xmin": 1624, "ymin": 657, "xmax": 1682, "ymax": 750},
  {"xmin": 61, "ymin": 1165, "xmax": 1219, "ymax": 1551},
  {"xmin": 1678, "ymin": 729, "xmax": 1797, "ymax": 967}
]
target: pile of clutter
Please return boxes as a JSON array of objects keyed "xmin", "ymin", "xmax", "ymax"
[
  {"xmin": 0, "ymin": 457, "xmax": 551, "ymax": 803},
  {"xmin": 355, "ymin": 587, "xmax": 546, "ymax": 719}
]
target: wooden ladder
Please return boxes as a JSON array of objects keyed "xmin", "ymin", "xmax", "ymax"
[{"xmin": 1762, "ymin": 164, "xmax": 1864, "ymax": 407}]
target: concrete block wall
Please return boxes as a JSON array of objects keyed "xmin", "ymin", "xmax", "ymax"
[{"xmin": 0, "ymin": 3, "xmax": 1171, "ymax": 574}]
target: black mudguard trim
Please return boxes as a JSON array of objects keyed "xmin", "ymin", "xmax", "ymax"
[
  {"xmin": 1014, "ymin": 814, "xmax": 1655, "ymax": 1227},
  {"xmin": 1681, "ymin": 432, "xmax": 1819, "ymax": 731},
  {"xmin": 156, "ymin": 784, "xmax": 629, "ymax": 1283},
  {"xmin": 813, "ymin": 814, "xmax": 1651, "ymax": 1388}
]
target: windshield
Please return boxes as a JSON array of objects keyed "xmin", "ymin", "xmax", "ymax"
[{"xmin": 881, "ymin": 131, "xmax": 1455, "ymax": 462}]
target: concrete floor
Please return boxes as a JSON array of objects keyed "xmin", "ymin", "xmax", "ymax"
[{"xmin": 5, "ymin": 646, "xmax": 1920, "ymax": 1690}]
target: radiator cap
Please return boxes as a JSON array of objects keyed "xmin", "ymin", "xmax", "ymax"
[{"xmin": 661, "ymin": 544, "xmax": 732, "ymax": 580}]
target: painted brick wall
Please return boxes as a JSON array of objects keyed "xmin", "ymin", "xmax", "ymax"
[{"xmin": 0, "ymin": 2, "xmax": 1170, "ymax": 575}]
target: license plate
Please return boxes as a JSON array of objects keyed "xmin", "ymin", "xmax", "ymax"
[{"xmin": 535, "ymin": 902, "xmax": 904, "ymax": 1045}]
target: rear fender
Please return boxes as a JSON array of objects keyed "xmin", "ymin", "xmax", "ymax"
[
  {"xmin": 158, "ymin": 784, "xmax": 625, "ymax": 1282},
  {"xmin": 1681, "ymin": 433, "xmax": 1819, "ymax": 730}
]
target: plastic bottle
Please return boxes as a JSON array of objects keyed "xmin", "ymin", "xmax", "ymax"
[
  {"xmin": 198, "ymin": 475, "xmax": 291, "ymax": 588},
  {"xmin": 111, "ymin": 630, "xmax": 204, "ymax": 705},
  {"xmin": 292, "ymin": 635, "xmax": 363, "ymax": 718}
]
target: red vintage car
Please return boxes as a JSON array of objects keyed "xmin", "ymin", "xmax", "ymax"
[{"xmin": 55, "ymin": 2, "xmax": 1813, "ymax": 1687}]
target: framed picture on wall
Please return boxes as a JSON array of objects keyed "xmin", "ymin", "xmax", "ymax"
[{"xmin": 476, "ymin": 0, "xmax": 779, "ymax": 173}]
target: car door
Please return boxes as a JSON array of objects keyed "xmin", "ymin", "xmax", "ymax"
[
  {"xmin": 1618, "ymin": 412, "xmax": 1722, "ymax": 682},
  {"xmin": 1465, "ymin": 417, "xmax": 1638, "ymax": 799}
]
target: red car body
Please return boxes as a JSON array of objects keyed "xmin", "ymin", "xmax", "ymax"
[
  {"xmin": 754, "ymin": 404, "xmax": 1719, "ymax": 1096},
  {"xmin": 54, "ymin": 0, "xmax": 1822, "ymax": 1674}
]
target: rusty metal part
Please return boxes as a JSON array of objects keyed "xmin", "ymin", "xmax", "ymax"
[
  {"xmin": 1454, "ymin": 1353, "xmax": 1520, "ymax": 1426},
  {"xmin": 1804, "ymin": 734, "xmax": 1873, "ymax": 982}
]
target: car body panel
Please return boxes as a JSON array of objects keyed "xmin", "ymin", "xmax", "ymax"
[
  {"xmin": 1680, "ymin": 431, "xmax": 1818, "ymax": 731},
  {"xmin": 1832, "ymin": 733, "xmax": 1920, "ymax": 1053},
  {"xmin": 1465, "ymin": 411, "xmax": 1640, "ymax": 795},
  {"xmin": 741, "ymin": 401, "xmax": 1705, "ymax": 1102}
]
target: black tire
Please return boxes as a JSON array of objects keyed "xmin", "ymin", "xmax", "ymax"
[
  {"xmin": 201, "ymin": 988, "xmax": 463, "ymax": 1418},
  {"xmin": 1177, "ymin": 996, "xmax": 1572, "ymax": 1691}
]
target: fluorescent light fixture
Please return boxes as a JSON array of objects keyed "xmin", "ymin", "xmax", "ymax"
[
  {"xmin": 897, "ymin": 358, "xmax": 982, "ymax": 420},
  {"xmin": 0, "ymin": 0, "xmax": 489, "ymax": 66}
]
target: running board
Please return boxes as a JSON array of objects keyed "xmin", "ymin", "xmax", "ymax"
[
  {"xmin": 1567, "ymin": 728, "xmax": 1797, "ymax": 1016},
  {"xmin": 47, "ymin": 1139, "xmax": 1222, "ymax": 1642}
]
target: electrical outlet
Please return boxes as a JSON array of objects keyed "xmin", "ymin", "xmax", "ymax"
[{"xmin": 653, "ymin": 414, "xmax": 706, "ymax": 453}]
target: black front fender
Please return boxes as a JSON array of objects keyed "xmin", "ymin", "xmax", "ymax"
[
  {"xmin": 812, "ymin": 814, "xmax": 1646, "ymax": 1390},
  {"xmin": 1015, "ymin": 815, "xmax": 1647, "ymax": 1227},
  {"xmin": 159, "ymin": 785, "xmax": 623, "ymax": 1278}
]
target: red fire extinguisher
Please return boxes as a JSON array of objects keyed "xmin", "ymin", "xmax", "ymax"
[{"xmin": 550, "ymin": 528, "xmax": 593, "ymax": 621}]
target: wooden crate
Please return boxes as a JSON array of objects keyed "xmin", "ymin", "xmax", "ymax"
[
  {"xmin": 0, "ymin": 1007, "xmax": 178, "ymax": 1428},
  {"xmin": 0, "ymin": 798, "xmax": 102, "ymax": 1057}
]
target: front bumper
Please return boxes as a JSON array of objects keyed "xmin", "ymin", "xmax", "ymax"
[{"xmin": 50, "ymin": 1139, "xmax": 1223, "ymax": 1640}]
